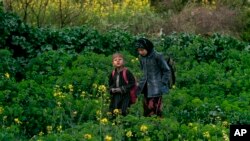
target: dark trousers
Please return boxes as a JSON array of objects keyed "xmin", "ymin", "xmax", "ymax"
[
  {"xmin": 143, "ymin": 96, "xmax": 163, "ymax": 117},
  {"xmin": 142, "ymin": 84, "xmax": 163, "ymax": 117},
  {"xmin": 109, "ymin": 93, "xmax": 130, "ymax": 116}
]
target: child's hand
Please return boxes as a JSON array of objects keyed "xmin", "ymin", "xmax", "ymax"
[{"xmin": 111, "ymin": 88, "xmax": 122, "ymax": 93}]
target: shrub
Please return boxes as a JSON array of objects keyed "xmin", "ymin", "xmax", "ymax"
[{"xmin": 167, "ymin": 5, "xmax": 241, "ymax": 36}]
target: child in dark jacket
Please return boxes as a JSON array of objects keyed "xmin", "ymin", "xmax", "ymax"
[
  {"xmin": 134, "ymin": 38, "xmax": 170, "ymax": 117},
  {"xmin": 108, "ymin": 53, "xmax": 136, "ymax": 116}
]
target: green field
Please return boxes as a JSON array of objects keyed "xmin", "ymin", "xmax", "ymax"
[{"xmin": 1, "ymin": 1, "xmax": 250, "ymax": 140}]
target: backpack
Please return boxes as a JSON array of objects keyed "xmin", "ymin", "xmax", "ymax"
[
  {"xmin": 112, "ymin": 68, "xmax": 137, "ymax": 104},
  {"xmin": 155, "ymin": 53, "xmax": 176, "ymax": 89},
  {"xmin": 165, "ymin": 56, "xmax": 176, "ymax": 89}
]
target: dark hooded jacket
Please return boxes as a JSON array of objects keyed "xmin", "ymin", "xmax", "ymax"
[{"xmin": 135, "ymin": 38, "xmax": 170, "ymax": 97}]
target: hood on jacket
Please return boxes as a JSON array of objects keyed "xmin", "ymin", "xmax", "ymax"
[{"xmin": 135, "ymin": 38, "xmax": 154, "ymax": 56}]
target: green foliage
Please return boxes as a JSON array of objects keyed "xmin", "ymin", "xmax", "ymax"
[
  {"xmin": 0, "ymin": 12, "xmax": 22, "ymax": 47},
  {"xmin": 0, "ymin": 49, "xmax": 21, "ymax": 77},
  {"xmin": 55, "ymin": 53, "xmax": 110, "ymax": 97},
  {"xmin": 102, "ymin": 29, "xmax": 135, "ymax": 55},
  {"xmin": 161, "ymin": 33, "xmax": 248, "ymax": 63},
  {"xmin": 160, "ymin": 33, "xmax": 250, "ymax": 126},
  {"xmin": 0, "ymin": 11, "xmax": 250, "ymax": 140}
]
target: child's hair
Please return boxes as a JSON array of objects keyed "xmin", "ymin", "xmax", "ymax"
[{"xmin": 112, "ymin": 53, "xmax": 124, "ymax": 61}]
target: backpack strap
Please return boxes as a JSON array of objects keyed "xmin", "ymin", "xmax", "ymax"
[
  {"xmin": 112, "ymin": 68, "xmax": 128, "ymax": 84},
  {"xmin": 122, "ymin": 68, "xmax": 128, "ymax": 84},
  {"xmin": 112, "ymin": 70, "xmax": 115, "ymax": 77}
]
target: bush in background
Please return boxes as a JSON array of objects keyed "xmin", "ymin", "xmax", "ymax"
[
  {"xmin": 0, "ymin": 10, "xmax": 249, "ymax": 140},
  {"xmin": 2, "ymin": 0, "xmax": 249, "ymax": 40}
]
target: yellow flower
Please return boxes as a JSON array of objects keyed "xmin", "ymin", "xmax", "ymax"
[
  {"xmin": 0, "ymin": 107, "xmax": 4, "ymax": 114},
  {"xmin": 3, "ymin": 116, "xmax": 7, "ymax": 121},
  {"xmin": 93, "ymin": 83, "xmax": 98, "ymax": 89},
  {"xmin": 107, "ymin": 111, "xmax": 112, "ymax": 116},
  {"xmin": 14, "ymin": 118, "xmax": 22, "ymax": 124},
  {"xmin": 193, "ymin": 126, "xmax": 198, "ymax": 131},
  {"xmin": 140, "ymin": 125, "xmax": 148, "ymax": 132},
  {"xmin": 100, "ymin": 118, "xmax": 108, "ymax": 124},
  {"xmin": 98, "ymin": 85, "xmax": 107, "ymax": 93},
  {"xmin": 68, "ymin": 84, "xmax": 74, "ymax": 92},
  {"xmin": 215, "ymin": 116, "xmax": 221, "ymax": 121},
  {"xmin": 80, "ymin": 91, "xmax": 86, "ymax": 97},
  {"xmin": 96, "ymin": 110, "xmax": 102, "ymax": 116},
  {"xmin": 113, "ymin": 109, "xmax": 120, "ymax": 115},
  {"xmin": 84, "ymin": 133, "xmax": 92, "ymax": 139},
  {"xmin": 73, "ymin": 111, "xmax": 78, "ymax": 117},
  {"xmin": 54, "ymin": 90, "xmax": 64, "ymax": 98},
  {"xmin": 105, "ymin": 135, "xmax": 112, "ymax": 141},
  {"xmin": 5, "ymin": 73, "xmax": 10, "ymax": 78},
  {"xmin": 57, "ymin": 125, "xmax": 62, "ymax": 132},
  {"xmin": 131, "ymin": 58, "xmax": 139, "ymax": 63},
  {"xmin": 57, "ymin": 102, "xmax": 62, "ymax": 107},
  {"xmin": 126, "ymin": 130, "xmax": 133, "ymax": 137},
  {"xmin": 39, "ymin": 131, "xmax": 44, "ymax": 136},
  {"xmin": 222, "ymin": 121, "xmax": 229, "ymax": 127},
  {"xmin": 203, "ymin": 131, "xmax": 210, "ymax": 138},
  {"xmin": 47, "ymin": 125, "xmax": 53, "ymax": 134},
  {"xmin": 222, "ymin": 130, "xmax": 229, "ymax": 141}
]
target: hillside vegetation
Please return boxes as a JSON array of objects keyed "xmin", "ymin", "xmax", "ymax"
[
  {"xmin": 1, "ymin": 0, "xmax": 250, "ymax": 41},
  {"xmin": 0, "ymin": 10, "xmax": 250, "ymax": 140}
]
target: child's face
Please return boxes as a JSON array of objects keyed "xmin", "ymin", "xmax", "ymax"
[
  {"xmin": 113, "ymin": 57, "xmax": 124, "ymax": 68},
  {"xmin": 137, "ymin": 48, "xmax": 148, "ymax": 56}
]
